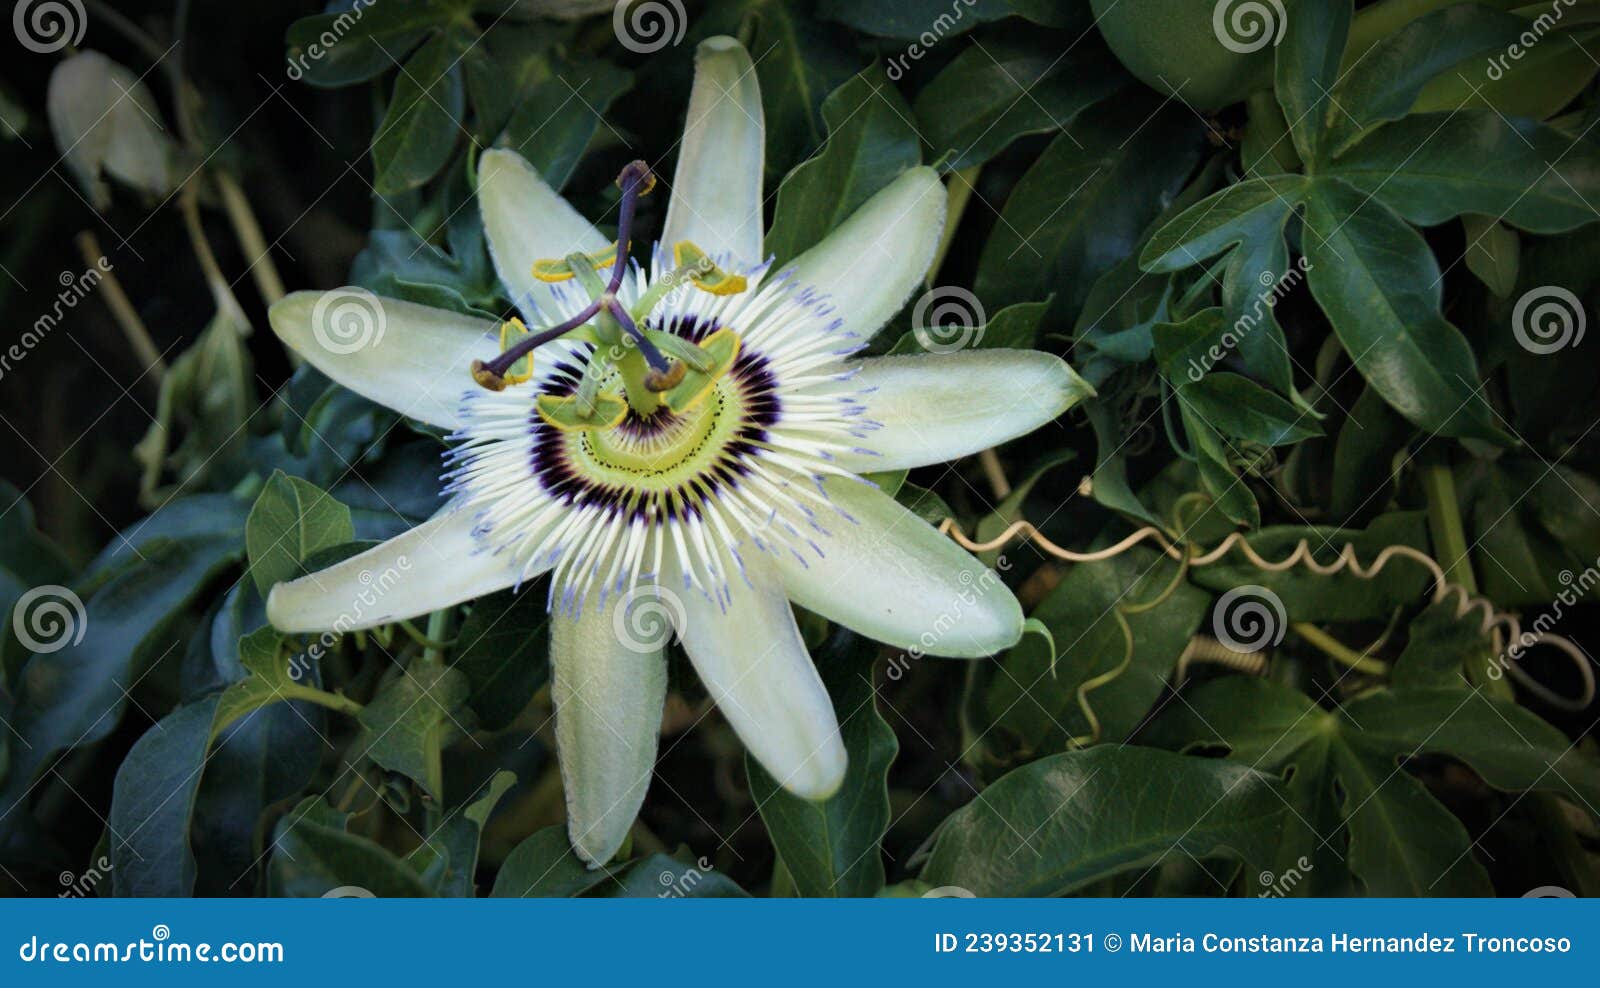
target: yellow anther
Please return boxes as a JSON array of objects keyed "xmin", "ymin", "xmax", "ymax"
[
  {"xmin": 672, "ymin": 240, "xmax": 748, "ymax": 296},
  {"xmin": 530, "ymin": 244, "xmax": 619, "ymax": 284},
  {"xmin": 663, "ymin": 328, "xmax": 741, "ymax": 413},
  {"xmin": 536, "ymin": 392, "xmax": 628, "ymax": 432},
  {"xmin": 497, "ymin": 318, "xmax": 535, "ymax": 385}
]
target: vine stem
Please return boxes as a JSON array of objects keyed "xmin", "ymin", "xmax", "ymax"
[
  {"xmin": 215, "ymin": 171, "xmax": 287, "ymax": 305},
  {"xmin": 1421, "ymin": 459, "xmax": 1511, "ymax": 697},
  {"xmin": 1291, "ymin": 622, "xmax": 1390, "ymax": 677},
  {"xmin": 75, "ymin": 231, "xmax": 167, "ymax": 384},
  {"xmin": 926, "ymin": 165, "xmax": 980, "ymax": 288}
]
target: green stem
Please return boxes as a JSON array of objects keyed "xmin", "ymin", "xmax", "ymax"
[
  {"xmin": 420, "ymin": 610, "xmax": 453, "ymax": 827},
  {"xmin": 1291, "ymin": 622, "xmax": 1391, "ymax": 677},
  {"xmin": 1421, "ymin": 459, "xmax": 1512, "ymax": 696},
  {"xmin": 769, "ymin": 855, "xmax": 798, "ymax": 898}
]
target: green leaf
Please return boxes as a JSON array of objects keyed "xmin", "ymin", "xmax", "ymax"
[
  {"xmin": 108, "ymin": 695, "xmax": 220, "ymax": 897},
  {"xmin": 133, "ymin": 309, "xmax": 253, "ymax": 505},
  {"xmin": 1462, "ymin": 214, "xmax": 1519, "ymax": 298},
  {"xmin": 494, "ymin": 55, "xmax": 632, "ymax": 191},
  {"xmin": 974, "ymin": 95, "xmax": 1204, "ymax": 314},
  {"xmin": 1274, "ymin": 0, "xmax": 1351, "ymax": 164},
  {"xmin": 491, "ymin": 824, "xmax": 616, "ymax": 897},
  {"xmin": 357, "ymin": 655, "xmax": 470, "ymax": 799},
  {"xmin": 1327, "ymin": 5, "xmax": 1525, "ymax": 153},
  {"xmin": 1346, "ymin": 688, "xmax": 1600, "ymax": 812},
  {"xmin": 407, "ymin": 769, "xmax": 516, "ymax": 896},
  {"xmin": 451, "ymin": 589, "xmax": 549, "ymax": 730},
  {"xmin": 766, "ymin": 68, "xmax": 919, "ymax": 272},
  {"xmin": 817, "ymin": 0, "xmax": 1014, "ymax": 37},
  {"xmin": 1183, "ymin": 374, "xmax": 1321, "ymax": 446},
  {"xmin": 985, "ymin": 546, "xmax": 1208, "ymax": 751},
  {"xmin": 213, "ymin": 626, "xmax": 359, "ymax": 737},
  {"xmin": 1186, "ymin": 511, "xmax": 1430, "ymax": 622},
  {"xmin": 372, "ymin": 28, "xmax": 468, "ymax": 195},
  {"xmin": 1329, "ymin": 384, "xmax": 1413, "ymax": 517},
  {"xmin": 1330, "ymin": 111, "xmax": 1600, "ymax": 234},
  {"xmin": 912, "ymin": 27, "xmax": 1127, "ymax": 171},
  {"xmin": 1140, "ymin": 176, "xmax": 1306, "ymax": 274},
  {"xmin": 920, "ymin": 746, "xmax": 1287, "ymax": 896},
  {"xmin": 270, "ymin": 797, "xmax": 434, "ymax": 897},
  {"xmin": 747, "ymin": 632, "xmax": 897, "ymax": 897},
  {"xmin": 0, "ymin": 537, "xmax": 243, "ymax": 835},
  {"xmin": 1154, "ymin": 677, "xmax": 1492, "ymax": 896},
  {"xmin": 1302, "ymin": 178, "xmax": 1506, "ymax": 442},
  {"xmin": 245, "ymin": 472, "xmax": 355, "ymax": 598}
]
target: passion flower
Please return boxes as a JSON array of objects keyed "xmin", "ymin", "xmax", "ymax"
[{"xmin": 266, "ymin": 36, "xmax": 1089, "ymax": 866}]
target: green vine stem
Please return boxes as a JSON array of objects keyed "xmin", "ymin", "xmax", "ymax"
[
  {"xmin": 1290, "ymin": 622, "xmax": 1391, "ymax": 677},
  {"xmin": 1421, "ymin": 458, "xmax": 1512, "ymax": 698}
]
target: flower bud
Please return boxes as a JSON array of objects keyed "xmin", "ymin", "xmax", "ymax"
[{"xmin": 47, "ymin": 51, "xmax": 178, "ymax": 210}]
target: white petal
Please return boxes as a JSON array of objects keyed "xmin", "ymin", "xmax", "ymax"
[
  {"xmin": 269, "ymin": 290, "xmax": 496, "ymax": 429},
  {"xmin": 661, "ymin": 36, "xmax": 764, "ymax": 268},
  {"xmin": 831, "ymin": 350, "xmax": 1092, "ymax": 472},
  {"xmin": 668, "ymin": 554, "xmax": 845, "ymax": 799},
  {"xmin": 783, "ymin": 167, "xmax": 946, "ymax": 341},
  {"xmin": 477, "ymin": 148, "xmax": 608, "ymax": 321},
  {"xmin": 777, "ymin": 479, "xmax": 1022, "ymax": 658},
  {"xmin": 551, "ymin": 592, "xmax": 667, "ymax": 868},
  {"xmin": 266, "ymin": 508, "xmax": 524, "ymax": 633}
]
